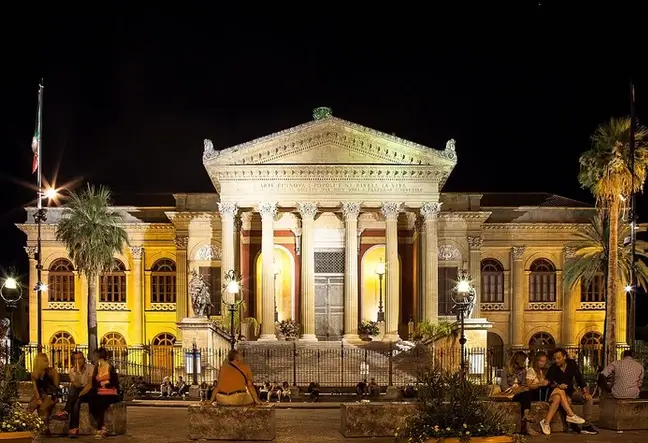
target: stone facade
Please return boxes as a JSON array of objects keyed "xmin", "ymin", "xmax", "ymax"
[{"xmin": 17, "ymin": 110, "xmax": 615, "ymax": 357}]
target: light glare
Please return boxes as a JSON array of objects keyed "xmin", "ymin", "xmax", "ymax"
[
  {"xmin": 375, "ymin": 259, "xmax": 385, "ymax": 276},
  {"xmin": 625, "ymin": 285, "xmax": 633, "ymax": 292},
  {"xmin": 43, "ymin": 188, "xmax": 58, "ymax": 199},
  {"xmin": 4, "ymin": 278, "xmax": 17, "ymax": 290},
  {"xmin": 227, "ymin": 280, "xmax": 240, "ymax": 294},
  {"xmin": 457, "ymin": 279, "xmax": 471, "ymax": 294}
]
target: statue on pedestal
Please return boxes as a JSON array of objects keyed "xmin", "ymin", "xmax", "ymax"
[{"xmin": 188, "ymin": 270, "xmax": 213, "ymax": 317}]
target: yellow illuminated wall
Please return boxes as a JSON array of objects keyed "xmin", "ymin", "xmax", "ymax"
[
  {"xmin": 255, "ymin": 246, "xmax": 295, "ymax": 323},
  {"xmin": 360, "ymin": 245, "xmax": 386, "ymax": 321}
]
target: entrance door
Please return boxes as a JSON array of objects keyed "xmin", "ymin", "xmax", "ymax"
[
  {"xmin": 315, "ymin": 276, "xmax": 344, "ymax": 340},
  {"xmin": 314, "ymin": 250, "xmax": 345, "ymax": 341}
]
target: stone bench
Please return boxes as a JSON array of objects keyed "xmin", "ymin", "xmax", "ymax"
[
  {"xmin": 48, "ymin": 402, "xmax": 127, "ymax": 436},
  {"xmin": 485, "ymin": 401, "xmax": 522, "ymax": 434},
  {"xmin": 528, "ymin": 401, "xmax": 567, "ymax": 433},
  {"xmin": 188, "ymin": 404, "xmax": 276, "ymax": 441},
  {"xmin": 599, "ymin": 397, "xmax": 648, "ymax": 430},
  {"xmin": 340, "ymin": 402, "xmax": 417, "ymax": 438}
]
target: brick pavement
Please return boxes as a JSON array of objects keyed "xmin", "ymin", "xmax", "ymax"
[{"xmin": 41, "ymin": 407, "xmax": 648, "ymax": 442}]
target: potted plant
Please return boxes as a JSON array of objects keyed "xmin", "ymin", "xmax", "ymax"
[
  {"xmin": 358, "ymin": 320, "xmax": 380, "ymax": 341},
  {"xmin": 395, "ymin": 370, "xmax": 524, "ymax": 443},
  {"xmin": 278, "ymin": 319, "xmax": 300, "ymax": 340},
  {"xmin": 118, "ymin": 374, "xmax": 139, "ymax": 402}
]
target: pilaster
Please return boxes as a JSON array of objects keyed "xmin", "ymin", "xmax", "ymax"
[
  {"xmin": 129, "ymin": 246, "xmax": 144, "ymax": 346},
  {"xmin": 218, "ymin": 202, "xmax": 238, "ymax": 303},
  {"xmin": 511, "ymin": 246, "xmax": 526, "ymax": 346},
  {"xmin": 468, "ymin": 236, "xmax": 483, "ymax": 319},
  {"xmin": 297, "ymin": 202, "xmax": 317, "ymax": 341},
  {"xmin": 258, "ymin": 202, "xmax": 278, "ymax": 341},
  {"xmin": 382, "ymin": 202, "xmax": 401, "ymax": 341},
  {"xmin": 342, "ymin": 202, "xmax": 361, "ymax": 341},
  {"xmin": 421, "ymin": 202, "xmax": 441, "ymax": 322},
  {"xmin": 174, "ymin": 236, "xmax": 189, "ymax": 323}
]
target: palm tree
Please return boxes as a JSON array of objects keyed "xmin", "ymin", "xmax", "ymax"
[
  {"xmin": 56, "ymin": 184, "xmax": 128, "ymax": 356},
  {"xmin": 578, "ymin": 117, "xmax": 648, "ymax": 362}
]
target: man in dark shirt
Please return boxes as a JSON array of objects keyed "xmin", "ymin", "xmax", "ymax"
[{"xmin": 539, "ymin": 348, "xmax": 598, "ymax": 435}]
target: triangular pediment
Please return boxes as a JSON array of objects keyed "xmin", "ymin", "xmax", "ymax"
[{"xmin": 203, "ymin": 116, "xmax": 457, "ymax": 167}]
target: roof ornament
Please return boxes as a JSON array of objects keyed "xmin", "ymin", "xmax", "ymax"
[
  {"xmin": 444, "ymin": 138, "xmax": 457, "ymax": 161},
  {"xmin": 203, "ymin": 138, "xmax": 217, "ymax": 160},
  {"xmin": 313, "ymin": 106, "xmax": 332, "ymax": 120}
]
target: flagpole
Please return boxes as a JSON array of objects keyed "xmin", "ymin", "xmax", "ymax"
[
  {"xmin": 33, "ymin": 79, "xmax": 45, "ymax": 351},
  {"xmin": 629, "ymin": 83, "xmax": 637, "ymax": 350}
]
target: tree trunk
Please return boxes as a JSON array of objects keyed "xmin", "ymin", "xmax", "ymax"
[
  {"xmin": 605, "ymin": 199, "xmax": 620, "ymax": 365},
  {"xmin": 87, "ymin": 273, "xmax": 98, "ymax": 359}
]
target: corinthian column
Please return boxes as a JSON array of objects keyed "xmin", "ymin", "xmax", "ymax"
[
  {"xmin": 130, "ymin": 246, "xmax": 144, "ymax": 346},
  {"xmin": 218, "ymin": 202, "xmax": 238, "ymax": 303},
  {"xmin": 342, "ymin": 202, "xmax": 361, "ymax": 340},
  {"xmin": 468, "ymin": 236, "xmax": 483, "ymax": 319},
  {"xmin": 298, "ymin": 202, "xmax": 318, "ymax": 341},
  {"xmin": 511, "ymin": 246, "xmax": 526, "ymax": 346},
  {"xmin": 382, "ymin": 202, "xmax": 401, "ymax": 341},
  {"xmin": 258, "ymin": 202, "xmax": 278, "ymax": 341},
  {"xmin": 174, "ymin": 236, "xmax": 189, "ymax": 321},
  {"xmin": 421, "ymin": 202, "xmax": 441, "ymax": 322}
]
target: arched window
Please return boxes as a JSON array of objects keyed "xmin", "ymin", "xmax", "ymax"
[
  {"xmin": 151, "ymin": 333, "xmax": 176, "ymax": 384},
  {"xmin": 101, "ymin": 332, "xmax": 128, "ymax": 367},
  {"xmin": 487, "ymin": 332, "xmax": 505, "ymax": 370},
  {"xmin": 152, "ymin": 333, "xmax": 176, "ymax": 347},
  {"xmin": 581, "ymin": 274, "xmax": 605, "ymax": 302},
  {"xmin": 151, "ymin": 259, "xmax": 177, "ymax": 303},
  {"xmin": 100, "ymin": 259, "xmax": 127, "ymax": 303},
  {"xmin": 529, "ymin": 259, "xmax": 556, "ymax": 302},
  {"xmin": 48, "ymin": 259, "xmax": 75, "ymax": 302},
  {"xmin": 580, "ymin": 332, "xmax": 603, "ymax": 368},
  {"xmin": 49, "ymin": 331, "xmax": 76, "ymax": 371},
  {"xmin": 481, "ymin": 259, "xmax": 504, "ymax": 303},
  {"xmin": 529, "ymin": 332, "xmax": 556, "ymax": 350}
]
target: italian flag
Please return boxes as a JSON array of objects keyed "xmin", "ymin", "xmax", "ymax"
[{"xmin": 31, "ymin": 128, "xmax": 39, "ymax": 174}]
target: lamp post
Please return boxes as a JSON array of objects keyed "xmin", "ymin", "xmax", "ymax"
[
  {"xmin": 1, "ymin": 269, "xmax": 24, "ymax": 362},
  {"xmin": 222, "ymin": 270, "xmax": 243, "ymax": 350},
  {"xmin": 273, "ymin": 260, "xmax": 281, "ymax": 323},
  {"xmin": 452, "ymin": 269, "xmax": 476, "ymax": 382},
  {"xmin": 375, "ymin": 258, "xmax": 385, "ymax": 322}
]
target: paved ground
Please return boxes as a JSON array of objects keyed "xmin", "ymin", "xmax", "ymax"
[{"xmin": 41, "ymin": 407, "xmax": 648, "ymax": 442}]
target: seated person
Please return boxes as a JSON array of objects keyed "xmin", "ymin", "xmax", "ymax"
[
  {"xmin": 402, "ymin": 384, "xmax": 417, "ymax": 398},
  {"xmin": 368, "ymin": 378, "xmax": 380, "ymax": 397},
  {"xmin": 600, "ymin": 350, "xmax": 644, "ymax": 399},
  {"xmin": 136, "ymin": 377, "xmax": 148, "ymax": 396},
  {"xmin": 500, "ymin": 351, "xmax": 535, "ymax": 436},
  {"xmin": 29, "ymin": 353, "xmax": 60, "ymax": 436},
  {"xmin": 175, "ymin": 376, "xmax": 188, "ymax": 397},
  {"xmin": 209, "ymin": 349, "xmax": 263, "ymax": 406},
  {"xmin": 307, "ymin": 381, "xmax": 320, "ymax": 402},
  {"xmin": 199, "ymin": 382, "xmax": 209, "ymax": 400},
  {"xmin": 53, "ymin": 351, "xmax": 94, "ymax": 437},
  {"xmin": 526, "ymin": 351, "xmax": 551, "ymax": 401},
  {"xmin": 356, "ymin": 379, "xmax": 367, "ymax": 401},
  {"xmin": 281, "ymin": 382, "xmax": 292, "ymax": 402},
  {"xmin": 160, "ymin": 376, "xmax": 173, "ymax": 397}
]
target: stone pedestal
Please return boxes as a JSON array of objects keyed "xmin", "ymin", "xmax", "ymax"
[
  {"xmin": 178, "ymin": 317, "xmax": 228, "ymax": 383},
  {"xmin": 455, "ymin": 318, "xmax": 492, "ymax": 377},
  {"xmin": 188, "ymin": 404, "xmax": 276, "ymax": 441},
  {"xmin": 340, "ymin": 402, "xmax": 417, "ymax": 438},
  {"xmin": 49, "ymin": 402, "xmax": 127, "ymax": 436},
  {"xmin": 529, "ymin": 401, "xmax": 567, "ymax": 433},
  {"xmin": 599, "ymin": 397, "xmax": 648, "ymax": 430}
]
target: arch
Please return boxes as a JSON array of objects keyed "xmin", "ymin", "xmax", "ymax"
[
  {"xmin": 191, "ymin": 243, "xmax": 223, "ymax": 262},
  {"xmin": 529, "ymin": 258, "xmax": 556, "ymax": 303},
  {"xmin": 481, "ymin": 258, "xmax": 504, "ymax": 303},
  {"xmin": 576, "ymin": 324, "xmax": 604, "ymax": 343},
  {"xmin": 150, "ymin": 333, "xmax": 176, "ymax": 384},
  {"xmin": 152, "ymin": 332, "xmax": 176, "ymax": 346},
  {"xmin": 437, "ymin": 238, "xmax": 468, "ymax": 262},
  {"xmin": 100, "ymin": 259, "xmax": 127, "ymax": 303},
  {"xmin": 49, "ymin": 331, "xmax": 76, "ymax": 371},
  {"xmin": 145, "ymin": 251, "xmax": 177, "ymax": 269},
  {"xmin": 524, "ymin": 250, "xmax": 561, "ymax": 270},
  {"xmin": 580, "ymin": 331, "xmax": 603, "ymax": 369},
  {"xmin": 525, "ymin": 324, "xmax": 559, "ymax": 348},
  {"xmin": 101, "ymin": 331, "xmax": 128, "ymax": 365},
  {"xmin": 43, "ymin": 252, "xmax": 73, "ymax": 270},
  {"xmin": 48, "ymin": 258, "xmax": 75, "ymax": 302},
  {"xmin": 151, "ymin": 258, "xmax": 177, "ymax": 303},
  {"xmin": 487, "ymin": 331, "xmax": 505, "ymax": 369},
  {"xmin": 528, "ymin": 331, "xmax": 556, "ymax": 350},
  {"xmin": 255, "ymin": 245, "xmax": 296, "ymax": 321},
  {"xmin": 360, "ymin": 245, "xmax": 403, "ymax": 322}
]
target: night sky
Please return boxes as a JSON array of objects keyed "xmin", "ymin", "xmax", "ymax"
[{"xmin": 1, "ymin": 4, "xmax": 647, "ymax": 321}]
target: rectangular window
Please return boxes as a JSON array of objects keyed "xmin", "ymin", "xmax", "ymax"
[
  {"xmin": 581, "ymin": 275, "xmax": 605, "ymax": 302},
  {"xmin": 438, "ymin": 267, "xmax": 458, "ymax": 315}
]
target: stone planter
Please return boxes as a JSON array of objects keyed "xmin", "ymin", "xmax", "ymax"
[
  {"xmin": 0, "ymin": 432, "xmax": 35, "ymax": 443},
  {"xmin": 123, "ymin": 394, "xmax": 135, "ymax": 403},
  {"xmin": 285, "ymin": 336, "xmax": 297, "ymax": 341},
  {"xmin": 359, "ymin": 334, "xmax": 372, "ymax": 341}
]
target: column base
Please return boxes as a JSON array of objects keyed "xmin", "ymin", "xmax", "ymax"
[
  {"xmin": 382, "ymin": 333, "xmax": 401, "ymax": 342},
  {"xmin": 299, "ymin": 334, "xmax": 318, "ymax": 342},
  {"xmin": 257, "ymin": 334, "xmax": 278, "ymax": 342}
]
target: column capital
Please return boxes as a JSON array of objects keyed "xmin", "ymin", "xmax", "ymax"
[
  {"xmin": 381, "ymin": 202, "xmax": 402, "ymax": 220},
  {"xmin": 512, "ymin": 246, "xmax": 526, "ymax": 260},
  {"xmin": 174, "ymin": 236, "xmax": 189, "ymax": 250},
  {"xmin": 563, "ymin": 246, "xmax": 577, "ymax": 259},
  {"xmin": 24, "ymin": 246, "xmax": 37, "ymax": 260},
  {"xmin": 234, "ymin": 216, "xmax": 243, "ymax": 232},
  {"xmin": 129, "ymin": 246, "xmax": 144, "ymax": 260},
  {"xmin": 468, "ymin": 236, "xmax": 483, "ymax": 250},
  {"xmin": 218, "ymin": 202, "xmax": 238, "ymax": 218},
  {"xmin": 258, "ymin": 201, "xmax": 278, "ymax": 218},
  {"xmin": 341, "ymin": 202, "xmax": 361, "ymax": 220},
  {"xmin": 297, "ymin": 202, "xmax": 318, "ymax": 219},
  {"xmin": 421, "ymin": 202, "xmax": 442, "ymax": 221}
]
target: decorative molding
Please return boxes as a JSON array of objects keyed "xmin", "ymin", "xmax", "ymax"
[
  {"xmin": 150, "ymin": 303, "xmax": 176, "ymax": 311},
  {"xmin": 564, "ymin": 246, "xmax": 577, "ymax": 259},
  {"xmin": 527, "ymin": 302, "xmax": 557, "ymax": 311},
  {"xmin": 217, "ymin": 202, "xmax": 238, "ymax": 218},
  {"xmin": 195, "ymin": 244, "xmax": 222, "ymax": 261},
  {"xmin": 341, "ymin": 202, "xmax": 361, "ymax": 220},
  {"xmin": 129, "ymin": 246, "xmax": 144, "ymax": 260},
  {"xmin": 98, "ymin": 302, "xmax": 128, "ymax": 311},
  {"xmin": 512, "ymin": 246, "xmax": 526, "ymax": 260},
  {"xmin": 480, "ymin": 303, "xmax": 505, "ymax": 312},
  {"xmin": 174, "ymin": 237, "xmax": 189, "ymax": 249},
  {"xmin": 381, "ymin": 202, "xmax": 402, "ymax": 220},
  {"xmin": 468, "ymin": 236, "xmax": 483, "ymax": 250},
  {"xmin": 297, "ymin": 202, "xmax": 318, "ymax": 219},
  {"xmin": 257, "ymin": 202, "xmax": 278, "ymax": 218},
  {"xmin": 420, "ymin": 202, "xmax": 442, "ymax": 221},
  {"xmin": 483, "ymin": 223, "xmax": 591, "ymax": 231},
  {"xmin": 579, "ymin": 301, "xmax": 605, "ymax": 311},
  {"xmin": 438, "ymin": 244, "xmax": 462, "ymax": 261},
  {"xmin": 47, "ymin": 301, "xmax": 75, "ymax": 310},
  {"xmin": 24, "ymin": 246, "xmax": 37, "ymax": 259}
]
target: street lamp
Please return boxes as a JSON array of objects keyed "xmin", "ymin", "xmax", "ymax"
[
  {"xmin": 375, "ymin": 258, "xmax": 385, "ymax": 322},
  {"xmin": 1, "ymin": 269, "xmax": 24, "ymax": 362},
  {"xmin": 273, "ymin": 260, "xmax": 281, "ymax": 323},
  {"xmin": 452, "ymin": 269, "xmax": 476, "ymax": 382},
  {"xmin": 222, "ymin": 270, "xmax": 243, "ymax": 350},
  {"xmin": 33, "ymin": 185, "xmax": 56, "ymax": 351}
]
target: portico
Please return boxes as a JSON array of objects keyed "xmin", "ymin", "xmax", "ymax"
[{"xmin": 202, "ymin": 108, "xmax": 456, "ymax": 341}]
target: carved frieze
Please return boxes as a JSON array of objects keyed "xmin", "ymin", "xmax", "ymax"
[
  {"xmin": 195, "ymin": 244, "xmax": 222, "ymax": 261},
  {"xmin": 512, "ymin": 246, "xmax": 526, "ymax": 260},
  {"xmin": 47, "ymin": 302, "xmax": 75, "ymax": 310},
  {"xmin": 129, "ymin": 246, "xmax": 144, "ymax": 260},
  {"xmin": 98, "ymin": 302, "xmax": 128, "ymax": 311},
  {"xmin": 150, "ymin": 303, "xmax": 176, "ymax": 312},
  {"xmin": 527, "ymin": 302, "xmax": 557, "ymax": 311},
  {"xmin": 24, "ymin": 246, "xmax": 37, "ymax": 259},
  {"xmin": 438, "ymin": 245, "xmax": 462, "ymax": 261},
  {"xmin": 563, "ymin": 246, "xmax": 577, "ymax": 259},
  {"xmin": 481, "ymin": 303, "xmax": 505, "ymax": 312},
  {"xmin": 174, "ymin": 237, "xmax": 189, "ymax": 249}
]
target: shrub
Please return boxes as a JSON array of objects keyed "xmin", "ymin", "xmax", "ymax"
[
  {"xmin": 358, "ymin": 320, "xmax": 380, "ymax": 336},
  {"xmin": 278, "ymin": 319, "xmax": 300, "ymax": 338}
]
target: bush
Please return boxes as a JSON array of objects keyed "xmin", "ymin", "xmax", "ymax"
[
  {"xmin": 278, "ymin": 319, "xmax": 300, "ymax": 338},
  {"xmin": 396, "ymin": 369, "xmax": 524, "ymax": 442},
  {"xmin": 358, "ymin": 320, "xmax": 380, "ymax": 336},
  {"xmin": 412, "ymin": 320, "xmax": 454, "ymax": 342}
]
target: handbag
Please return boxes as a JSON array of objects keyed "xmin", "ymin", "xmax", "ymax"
[{"xmin": 488, "ymin": 384, "xmax": 516, "ymax": 401}]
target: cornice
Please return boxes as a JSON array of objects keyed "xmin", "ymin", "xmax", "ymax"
[
  {"xmin": 203, "ymin": 116, "xmax": 457, "ymax": 167},
  {"xmin": 483, "ymin": 223, "xmax": 589, "ymax": 231},
  {"xmin": 165, "ymin": 212, "xmax": 221, "ymax": 223},
  {"xmin": 16, "ymin": 222, "xmax": 175, "ymax": 234},
  {"xmin": 437, "ymin": 211, "xmax": 492, "ymax": 222}
]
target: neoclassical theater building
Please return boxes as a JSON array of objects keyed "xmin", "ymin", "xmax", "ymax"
[{"xmin": 18, "ymin": 108, "xmax": 616, "ymax": 355}]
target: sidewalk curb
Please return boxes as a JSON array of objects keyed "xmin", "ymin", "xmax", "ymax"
[{"xmin": 129, "ymin": 401, "xmax": 340, "ymax": 409}]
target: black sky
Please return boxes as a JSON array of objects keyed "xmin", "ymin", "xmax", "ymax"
[{"xmin": 1, "ymin": 2, "xmax": 648, "ymax": 318}]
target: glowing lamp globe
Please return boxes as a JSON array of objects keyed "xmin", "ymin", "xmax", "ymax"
[{"xmin": 456, "ymin": 279, "xmax": 472, "ymax": 294}]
